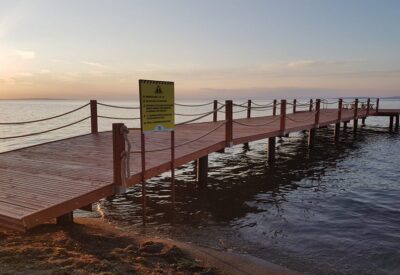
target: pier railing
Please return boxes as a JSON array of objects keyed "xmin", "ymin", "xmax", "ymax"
[
  {"xmin": 0, "ymin": 97, "xmax": 379, "ymax": 186},
  {"xmin": 0, "ymin": 97, "xmax": 378, "ymax": 141}
]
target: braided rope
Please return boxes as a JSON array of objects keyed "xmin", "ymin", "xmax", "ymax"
[
  {"xmin": 131, "ymin": 122, "xmax": 226, "ymax": 153},
  {"xmin": 177, "ymin": 105, "xmax": 225, "ymax": 125},
  {"xmin": 232, "ymin": 116, "xmax": 280, "ymax": 127},
  {"xmin": 98, "ymin": 115, "xmax": 140, "ymax": 120},
  {"xmin": 0, "ymin": 103, "xmax": 90, "ymax": 125},
  {"xmin": 98, "ymin": 102, "xmax": 140, "ymax": 109},
  {"xmin": 286, "ymin": 113, "xmax": 316, "ymax": 123},
  {"xmin": 251, "ymin": 106, "xmax": 274, "ymax": 111},
  {"xmin": 0, "ymin": 116, "xmax": 90, "ymax": 139},
  {"xmin": 251, "ymin": 101, "xmax": 274, "ymax": 107},
  {"xmin": 120, "ymin": 125, "xmax": 131, "ymax": 185},
  {"xmin": 175, "ymin": 110, "xmax": 217, "ymax": 117},
  {"xmin": 175, "ymin": 101, "xmax": 214, "ymax": 107}
]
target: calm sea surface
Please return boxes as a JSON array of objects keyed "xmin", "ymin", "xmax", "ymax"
[{"xmin": 0, "ymin": 99, "xmax": 399, "ymax": 274}]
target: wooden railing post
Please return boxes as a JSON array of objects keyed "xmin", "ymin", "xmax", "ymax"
[
  {"xmin": 334, "ymin": 99, "xmax": 343, "ymax": 142},
  {"xmin": 225, "ymin": 100, "xmax": 233, "ymax": 147},
  {"xmin": 247, "ymin": 100, "xmax": 251, "ymax": 119},
  {"xmin": 353, "ymin": 98, "xmax": 359, "ymax": 134},
  {"xmin": 367, "ymin": 98, "xmax": 371, "ymax": 116},
  {"xmin": 338, "ymin": 98, "xmax": 343, "ymax": 122},
  {"xmin": 293, "ymin": 99, "xmax": 297, "ymax": 113},
  {"xmin": 213, "ymin": 100, "xmax": 218, "ymax": 122},
  {"xmin": 273, "ymin": 99, "xmax": 277, "ymax": 116},
  {"xmin": 309, "ymin": 99, "xmax": 313, "ymax": 112},
  {"xmin": 112, "ymin": 123, "xmax": 125, "ymax": 189},
  {"xmin": 376, "ymin": 98, "xmax": 380, "ymax": 113},
  {"xmin": 315, "ymin": 99, "xmax": 321, "ymax": 127},
  {"xmin": 90, "ymin": 100, "xmax": 98, "ymax": 134},
  {"xmin": 354, "ymin": 98, "xmax": 359, "ymax": 119},
  {"xmin": 280, "ymin": 100, "xmax": 286, "ymax": 135}
]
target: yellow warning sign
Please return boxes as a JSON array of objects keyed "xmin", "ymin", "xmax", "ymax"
[{"xmin": 139, "ymin": 79, "xmax": 175, "ymax": 133}]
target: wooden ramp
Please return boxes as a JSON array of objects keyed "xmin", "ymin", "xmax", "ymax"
[{"xmin": 0, "ymin": 98, "xmax": 398, "ymax": 231}]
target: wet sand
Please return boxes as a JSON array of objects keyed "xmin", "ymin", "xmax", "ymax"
[{"xmin": 0, "ymin": 218, "xmax": 296, "ymax": 274}]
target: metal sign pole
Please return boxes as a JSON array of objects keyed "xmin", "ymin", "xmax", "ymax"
[
  {"xmin": 171, "ymin": 130, "xmax": 175, "ymax": 209},
  {"xmin": 140, "ymin": 132, "xmax": 146, "ymax": 225},
  {"xmin": 138, "ymin": 79, "xmax": 175, "ymax": 225}
]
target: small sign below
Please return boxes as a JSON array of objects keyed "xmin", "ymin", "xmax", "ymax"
[{"xmin": 139, "ymin": 79, "xmax": 175, "ymax": 133}]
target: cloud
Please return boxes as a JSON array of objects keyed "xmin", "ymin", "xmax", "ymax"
[
  {"xmin": 81, "ymin": 61, "xmax": 107, "ymax": 68},
  {"xmin": 287, "ymin": 59, "xmax": 353, "ymax": 69},
  {"xmin": 15, "ymin": 50, "xmax": 35, "ymax": 59}
]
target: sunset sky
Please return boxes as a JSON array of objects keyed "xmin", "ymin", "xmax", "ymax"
[{"xmin": 1, "ymin": 0, "xmax": 400, "ymax": 100}]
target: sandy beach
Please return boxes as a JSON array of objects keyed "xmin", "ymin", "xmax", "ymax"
[{"xmin": 0, "ymin": 218, "xmax": 296, "ymax": 274}]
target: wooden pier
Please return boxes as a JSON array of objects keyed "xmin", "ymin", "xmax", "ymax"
[{"xmin": 0, "ymin": 98, "xmax": 399, "ymax": 231}]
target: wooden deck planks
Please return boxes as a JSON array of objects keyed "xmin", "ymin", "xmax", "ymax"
[{"xmin": 0, "ymin": 107, "xmax": 398, "ymax": 231}]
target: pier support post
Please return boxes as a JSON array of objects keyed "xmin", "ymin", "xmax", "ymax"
[
  {"xmin": 334, "ymin": 99, "xmax": 343, "ymax": 143},
  {"xmin": 196, "ymin": 155, "xmax": 208, "ymax": 188},
  {"xmin": 334, "ymin": 123, "xmax": 340, "ymax": 143},
  {"xmin": 225, "ymin": 100, "xmax": 233, "ymax": 147},
  {"xmin": 112, "ymin": 123, "xmax": 126, "ymax": 193},
  {"xmin": 57, "ymin": 212, "xmax": 73, "ymax": 225},
  {"xmin": 273, "ymin": 99, "xmax": 277, "ymax": 116},
  {"xmin": 395, "ymin": 115, "xmax": 399, "ymax": 132},
  {"xmin": 362, "ymin": 117, "xmax": 366, "ymax": 126},
  {"xmin": 90, "ymin": 100, "xmax": 98, "ymax": 134},
  {"xmin": 244, "ymin": 100, "xmax": 251, "ymax": 147},
  {"xmin": 376, "ymin": 98, "xmax": 380, "ymax": 113},
  {"xmin": 280, "ymin": 100, "xmax": 287, "ymax": 136},
  {"xmin": 343, "ymin": 121, "xmax": 349, "ymax": 129},
  {"xmin": 293, "ymin": 99, "xmax": 297, "ymax": 113},
  {"xmin": 353, "ymin": 99, "xmax": 359, "ymax": 135},
  {"xmin": 309, "ymin": 99, "xmax": 313, "ymax": 112},
  {"xmin": 389, "ymin": 116, "xmax": 394, "ymax": 132},
  {"xmin": 309, "ymin": 99, "xmax": 320, "ymax": 147},
  {"xmin": 267, "ymin": 137, "xmax": 276, "ymax": 164},
  {"xmin": 308, "ymin": 128, "xmax": 316, "ymax": 147}
]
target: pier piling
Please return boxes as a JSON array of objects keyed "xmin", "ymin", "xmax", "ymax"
[
  {"xmin": 395, "ymin": 115, "xmax": 399, "ymax": 132},
  {"xmin": 334, "ymin": 99, "xmax": 343, "ymax": 142},
  {"xmin": 280, "ymin": 100, "xmax": 286, "ymax": 136},
  {"xmin": 353, "ymin": 99, "xmax": 359, "ymax": 135},
  {"xmin": 225, "ymin": 100, "xmax": 233, "ymax": 147},
  {"xmin": 268, "ymin": 137, "xmax": 276, "ymax": 164},
  {"xmin": 196, "ymin": 155, "xmax": 208, "ymax": 188},
  {"xmin": 244, "ymin": 100, "xmax": 251, "ymax": 147},
  {"xmin": 56, "ymin": 212, "xmax": 73, "ymax": 225}
]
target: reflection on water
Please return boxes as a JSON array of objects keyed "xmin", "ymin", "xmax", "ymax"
[{"xmin": 101, "ymin": 125, "xmax": 400, "ymax": 274}]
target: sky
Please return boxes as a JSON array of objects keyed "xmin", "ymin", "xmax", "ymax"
[{"xmin": 0, "ymin": 0, "xmax": 400, "ymax": 100}]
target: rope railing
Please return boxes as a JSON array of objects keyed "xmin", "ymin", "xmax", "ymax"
[
  {"xmin": 285, "ymin": 112, "xmax": 317, "ymax": 123},
  {"xmin": 232, "ymin": 116, "xmax": 281, "ymax": 127},
  {"xmin": 295, "ymin": 100, "xmax": 311, "ymax": 105},
  {"xmin": 175, "ymin": 101, "xmax": 214, "ymax": 107},
  {"xmin": 177, "ymin": 105, "xmax": 225, "ymax": 125},
  {"xmin": 0, "ymin": 103, "xmax": 90, "ymax": 125},
  {"xmin": 251, "ymin": 106, "xmax": 274, "ymax": 111},
  {"xmin": 131, "ymin": 121, "xmax": 226, "ymax": 153},
  {"xmin": 98, "ymin": 115, "xmax": 140, "ymax": 120},
  {"xmin": 321, "ymin": 100, "xmax": 339, "ymax": 105},
  {"xmin": 175, "ymin": 110, "xmax": 217, "ymax": 117},
  {"xmin": 251, "ymin": 101, "xmax": 274, "ymax": 107},
  {"xmin": 97, "ymin": 102, "xmax": 140, "ymax": 109},
  {"xmin": 0, "ymin": 116, "xmax": 91, "ymax": 140}
]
